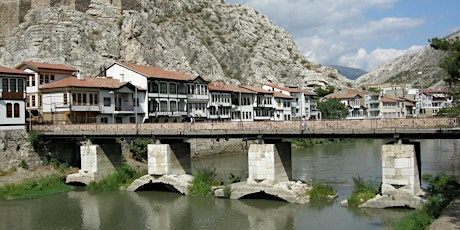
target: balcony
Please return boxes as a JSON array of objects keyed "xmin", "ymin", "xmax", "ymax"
[
  {"xmin": 0, "ymin": 92, "xmax": 26, "ymax": 100},
  {"xmin": 71, "ymin": 105, "xmax": 100, "ymax": 112}
]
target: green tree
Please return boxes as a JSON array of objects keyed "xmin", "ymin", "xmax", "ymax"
[
  {"xmin": 129, "ymin": 138, "xmax": 152, "ymax": 162},
  {"xmin": 317, "ymin": 98, "xmax": 348, "ymax": 119},
  {"xmin": 430, "ymin": 37, "xmax": 460, "ymax": 105},
  {"xmin": 315, "ymin": 85, "xmax": 335, "ymax": 98}
]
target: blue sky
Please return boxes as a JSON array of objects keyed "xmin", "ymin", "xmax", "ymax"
[{"xmin": 226, "ymin": 0, "xmax": 460, "ymax": 71}]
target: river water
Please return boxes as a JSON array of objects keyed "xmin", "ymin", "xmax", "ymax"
[{"xmin": 0, "ymin": 139, "xmax": 458, "ymax": 230}]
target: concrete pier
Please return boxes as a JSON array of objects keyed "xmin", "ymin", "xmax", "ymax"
[
  {"xmin": 66, "ymin": 140, "xmax": 122, "ymax": 185},
  {"xmin": 360, "ymin": 140, "xmax": 425, "ymax": 209},
  {"xmin": 128, "ymin": 140, "xmax": 193, "ymax": 194},
  {"xmin": 226, "ymin": 140, "xmax": 311, "ymax": 204}
]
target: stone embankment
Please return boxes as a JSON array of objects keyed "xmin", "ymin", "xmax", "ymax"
[{"xmin": 0, "ymin": 130, "xmax": 41, "ymax": 172}]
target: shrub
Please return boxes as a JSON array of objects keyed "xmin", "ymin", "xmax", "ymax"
[
  {"xmin": 309, "ymin": 183, "xmax": 337, "ymax": 202},
  {"xmin": 392, "ymin": 210, "xmax": 433, "ymax": 230},
  {"xmin": 28, "ymin": 130, "xmax": 42, "ymax": 150},
  {"xmin": 188, "ymin": 167, "xmax": 219, "ymax": 196},
  {"xmin": 19, "ymin": 160, "xmax": 28, "ymax": 169},
  {"xmin": 129, "ymin": 138, "xmax": 152, "ymax": 162},
  {"xmin": 87, "ymin": 164, "xmax": 142, "ymax": 191},
  {"xmin": 223, "ymin": 185, "xmax": 231, "ymax": 198},
  {"xmin": 228, "ymin": 173, "xmax": 241, "ymax": 184},
  {"xmin": 347, "ymin": 176, "xmax": 380, "ymax": 207}
]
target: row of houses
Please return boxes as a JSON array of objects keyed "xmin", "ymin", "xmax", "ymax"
[
  {"xmin": 0, "ymin": 61, "xmax": 321, "ymax": 129},
  {"xmin": 1, "ymin": 61, "xmax": 453, "ymax": 130},
  {"xmin": 325, "ymin": 86, "xmax": 452, "ymax": 119}
]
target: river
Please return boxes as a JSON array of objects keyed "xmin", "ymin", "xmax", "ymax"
[{"xmin": 0, "ymin": 139, "xmax": 458, "ymax": 230}]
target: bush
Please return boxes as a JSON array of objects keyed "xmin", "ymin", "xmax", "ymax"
[
  {"xmin": 309, "ymin": 183, "xmax": 337, "ymax": 202},
  {"xmin": 87, "ymin": 164, "xmax": 142, "ymax": 191},
  {"xmin": 188, "ymin": 167, "xmax": 219, "ymax": 196},
  {"xmin": 28, "ymin": 130, "xmax": 42, "ymax": 150},
  {"xmin": 129, "ymin": 138, "xmax": 152, "ymax": 162},
  {"xmin": 223, "ymin": 185, "xmax": 231, "ymax": 198},
  {"xmin": 392, "ymin": 210, "xmax": 433, "ymax": 230},
  {"xmin": 347, "ymin": 176, "xmax": 380, "ymax": 207}
]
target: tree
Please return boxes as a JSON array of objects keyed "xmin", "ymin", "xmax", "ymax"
[
  {"xmin": 315, "ymin": 85, "xmax": 335, "ymax": 98},
  {"xmin": 430, "ymin": 37, "xmax": 460, "ymax": 105},
  {"xmin": 317, "ymin": 98, "xmax": 348, "ymax": 119}
]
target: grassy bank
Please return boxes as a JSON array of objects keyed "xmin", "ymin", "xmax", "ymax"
[
  {"xmin": 86, "ymin": 164, "xmax": 143, "ymax": 191},
  {"xmin": 0, "ymin": 174, "xmax": 72, "ymax": 200},
  {"xmin": 392, "ymin": 173, "xmax": 460, "ymax": 230}
]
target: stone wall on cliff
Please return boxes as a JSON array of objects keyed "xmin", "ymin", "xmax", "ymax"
[{"xmin": 0, "ymin": 130, "xmax": 42, "ymax": 171}]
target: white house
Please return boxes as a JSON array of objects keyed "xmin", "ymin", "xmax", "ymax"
[
  {"xmin": 16, "ymin": 61, "xmax": 76, "ymax": 122},
  {"xmin": 105, "ymin": 62, "xmax": 209, "ymax": 122},
  {"xmin": 40, "ymin": 76, "xmax": 144, "ymax": 124},
  {"xmin": 0, "ymin": 66, "xmax": 32, "ymax": 130}
]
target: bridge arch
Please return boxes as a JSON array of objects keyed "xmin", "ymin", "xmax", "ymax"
[{"xmin": 127, "ymin": 174, "xmax": 193, "ymax": 195}]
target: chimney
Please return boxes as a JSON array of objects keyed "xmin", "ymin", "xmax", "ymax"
[{"xmin": 77, "ymin": 70, "xmax": 84, "ymax": 80}]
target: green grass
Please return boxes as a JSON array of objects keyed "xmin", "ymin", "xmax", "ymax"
[
  {"xmin": 309, "ymin": 183, "xmax": 337, "ymax": 202},
  {"xmin": 86, "ymin": 164, "xmax": 143, "ymax": 191},
  {"xmin": 392, "ymin": 173, "xmax": 460, "ymax": 229},
  {"xmin": 392, "ymin": 210, "xmax": 433, "ymax": 230},
  {"xmin": 0, "ymin": 174, "xmax": 72, "ymax": 200},
  {"xmin": 347, "ymin": 176, "xmax": 380, "ymax": 207},
  {"xmin": 188, "ymin": 167, "xmax": 220, "ymax": 196}
]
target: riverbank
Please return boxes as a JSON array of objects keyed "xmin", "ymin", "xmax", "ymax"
[
  {"xmin": 0, "ymin": 166, "xmax": 61, "ymax": 187},
  {"xmin": 429, "ymin": 198, "xmax": 460, "ymax": 230}
]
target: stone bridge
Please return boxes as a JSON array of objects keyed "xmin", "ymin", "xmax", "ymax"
[{"xmin": 33, "ymin": 117, "xmax": 460, "ymax": 206}]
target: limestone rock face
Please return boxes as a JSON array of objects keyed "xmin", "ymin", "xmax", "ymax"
[
  {"xmin": 0, "ymin": 0, "xmax": 353, "ymax": 90},
  {"xmin": 0, "ymin": 130, "xmax": 41, "ymax": 171}
]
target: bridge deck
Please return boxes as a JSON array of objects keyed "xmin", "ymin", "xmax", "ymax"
[{"xmin": 33, "ymin": 117, "xmax": 460, "ymax": 140}]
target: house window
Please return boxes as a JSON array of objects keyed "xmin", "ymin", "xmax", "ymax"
[
  {"xmin": 6, "ymin": 103, "xmax": 12, "ymax": 118},
  {"xmin": 103, "ymin": 97, "xmax": 111, "ymax": 106},
  {"xmin": 152, "ymin": 82, "xmax": 158, "ymax": 93},
  {"xmin": 160, "ymin": 101, "xmax": 167, "ymax": 111},
  {"xmin": 26, "ymin": 95, "xmax": 30, "ymax": 107},
  {"xmin": 63, "ymin": 94, "xmax": 68, "ymax": 105},
  {"xmin": 14, "ymin": 103, "xmax": 20, "ymax": 117},
  {"xmin": 9, "ymin": 78, "xmax": 16, "ymax": 92},
  {"xmin": 100, "ymin": 117, "xmax": 108, "ymax": 123},
  {"xmin": 160, "ymin": 82, "xmax": 167, "ymax": 94},
  {"xmin": 169, "ymin": 83, "xmax": 177, "ymax": 94},
  {"xmin": 170, "ymin": 101, "xmax": 177, "ymax": 111},
  {"xmin": 31, "ymin": 95, "xmax": 36, "ymax": 107},
  {"xmin": 38, "ymin": 94, "xmax": 42, "ymax": 107}
]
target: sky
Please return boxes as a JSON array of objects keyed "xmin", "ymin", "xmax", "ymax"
[{"xmin": 226, "ymin": 0, "xmax": 460, "ymax": 71}]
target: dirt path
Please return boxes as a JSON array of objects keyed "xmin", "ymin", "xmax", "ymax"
[{"xmin": 429, "ymin": 198, "xmax": 460, "ymax": 230}]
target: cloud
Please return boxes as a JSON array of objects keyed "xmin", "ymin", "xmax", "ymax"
[
  {"xmin": 338, "ymin": 45, "xmax": 424, "ymax": 71},
  {"xmin": 229, "ymin": 0, "xmax": 427, "ymax": 71}
]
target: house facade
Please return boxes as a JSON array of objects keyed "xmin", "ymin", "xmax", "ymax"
[
  {"xmin": 105, "ymin": 62, "xmax": 209, "ymax": 123},
  {"xmin": 16, "ymin": 61, "xmax": 76, "ymax": 122},
  {"xmin": 379, "ymin": 96, "xmax": 406, "ymax": 118},
  {"xmin": 40, "ymin": 76, "xmax": 144, "ymax": 124},
  {"xmin": 415, "ymin": 89, "xmax": 452, "ymax": 117},
  {"xmin": 0, "ymin": 66, "xmax": 31, "ymax": 130},
  {"xmin": 241, "ymin": 85, "xmax": 273, "ymax": 121}
]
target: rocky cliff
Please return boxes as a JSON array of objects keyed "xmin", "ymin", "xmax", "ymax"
[
  {"xmin": 0, "ymin": 0, "xmax": 353, "ymax": 89},
  {"xmin": 356, "ymin": 30, "xmax": 460, "ymax": 88}
]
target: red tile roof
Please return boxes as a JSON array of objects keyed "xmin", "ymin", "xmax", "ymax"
[
  {"xmin": 0, "ymin": 65, "xmax": 33, "ymax": 76},
  {"xmin": 117, "ymin": 62, "xmax": 198, "ymax": 81},
  {"xmin": 16, "ymin": 61, "xmax": 76, "ymax": 72},
  {"xmin": 273, "ymin": 91, "xmax": 293, "ymax": 99},
  {"xmin": 265, "ymin": 83, "xmax": 301, "ymax": 93},
  {"xmin": 41, "ymin": 76, "xmax": 129, "ymax": 90},
  {"xmin": 241, "ymin": 85, "xmax": 274, "ymax": 94},
  {"xmin": 208, "ymin": 81, "xmax": 254, "ymax": 93}
]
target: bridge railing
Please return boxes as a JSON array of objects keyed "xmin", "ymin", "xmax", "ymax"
[{"xmin": 32, "ymin": 117, "xmax": 459, "ymax": 134}]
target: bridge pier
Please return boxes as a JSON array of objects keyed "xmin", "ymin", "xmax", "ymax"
[
  {"xmin": 128, "ymin": 139, "xmax": 193, "ymax": 194},
  {"xmin": 360, "ymin": 139, "xmax": 425, "ymax": 209},
  {"xmin": 227, "ymin": 140, "xmax": 311, "ymax": 204},
  {"xmin": 66, "ymin": 139, "xmax": 122, "ymax": 185}
]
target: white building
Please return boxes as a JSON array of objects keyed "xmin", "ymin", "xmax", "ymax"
[
  {"xmin": 0, "ymin": 66, "xmax": 32, "ymax": 130},
  {"xmin": 105, "ymin": 62, "xmax": 209, "ymax": 122},
  {"xmin": 16, "ymin": 61, "xmax": 76, "ymax": 122},
  {"xmin": 415, "ymin": 89, "xmax": 452, "ymax": 117},
  {"xmin": 40, "ymin": 76, "xmax": 144, "ymax": 124}
]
